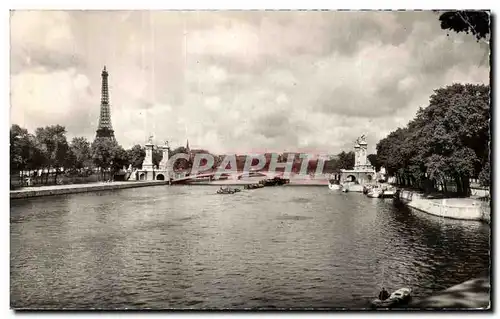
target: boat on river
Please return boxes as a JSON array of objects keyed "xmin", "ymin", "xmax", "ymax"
[
  {"xmin": 216, "ymin": 187, "xmax": 236, "ymax": 194},
  {"xmin": 371, "ymin": 287, "xmax": 412, "ymax": 308},
  {"xmin": 260, "ymin": 177, "xmax": 290, "ymax": 186},
  {"xmin": 366, "ymin": 185, "xmax": 397, "ymax": 198},
  {"xmin": 328, "ymin": 180, "xmax": 341, "ymax": 190},
  {"xmin": 380, "ymin": 187, "xmax": 396, "ymax": 198},
  {"xmin": 244, "ymin": 183, "xmax": 264, "ymax": 190},
  {"xmin": 367, "ymin": 186, "xmax": 382, "ymax": 198}
]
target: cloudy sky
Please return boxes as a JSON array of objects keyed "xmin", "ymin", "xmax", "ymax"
[{"xmin": 10, "ymin": 10, "xmax": 489, "ymax": 154}]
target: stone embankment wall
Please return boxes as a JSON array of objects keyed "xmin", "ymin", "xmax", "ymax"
[
  {"xmin": 10, "ymin": 181, "xmax": 169, "ymax": 199},
  {"xmin": 470, "ymin": 187, "xmax": 490, "ymax": 198},
  {"xmin": 480, "ymin": 201, "xmax": 491, "ymax": 224},
  {"xmin": 398, "ymin": 190, "xmax": 488, "ymax": 222}
]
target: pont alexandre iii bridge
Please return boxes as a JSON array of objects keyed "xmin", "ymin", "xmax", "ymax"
[
  {"xmin": 125, "ymin": 138, "xmax": 280, "ymax": 184},
  {"xmin": 169, "ymin": 171, "xmax": 277, "ymax": 184},
  {"xmin": 130, "ymin": 168, "xmax": 278, "ymax": 185}
]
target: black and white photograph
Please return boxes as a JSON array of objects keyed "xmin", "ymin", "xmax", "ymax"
[{"xmin": 9, "ymin": 8, "xmax": 491, "ymax": 311}]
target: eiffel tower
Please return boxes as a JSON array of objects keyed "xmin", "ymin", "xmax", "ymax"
[{"xmin": 94, "ymin": 66, "xmax": 115, "ymax": 141}]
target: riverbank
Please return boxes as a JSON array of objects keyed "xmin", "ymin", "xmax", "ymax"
[
  {"xmin": 408, "ymin": 277, "xmax": 490, "ymax": 309},
  {"xmin": 186, "ymin": 178, "xmax": 329, "ymax": 186},
  {"xmin": 398, "ymin": 190, "xmax": 490, "ymax": 223},
  {"xmin": 10, "ymin": 179, "xmax": 330, "ymax": 199},
  {"xmin": 10, "ymin": 181, "xmax": 169, "ymax": 199}
]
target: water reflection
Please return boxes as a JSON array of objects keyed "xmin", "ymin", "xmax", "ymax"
[{"xmin": 11, "ymin": 186, "xmax": 490, "ymax": 309}]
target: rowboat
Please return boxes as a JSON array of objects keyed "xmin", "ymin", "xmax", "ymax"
[
  {"xmin": 328, "ymin": 180, "xmax": 341, "ymax": 190},
  {"xmin": 371, "ymin": 287, "xmax": 412, "ymax": 308}
]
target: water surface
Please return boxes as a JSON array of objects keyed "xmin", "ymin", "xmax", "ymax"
[{"xmin": 10, "ymin": 186, "xmax": 490, "ymax": 309}]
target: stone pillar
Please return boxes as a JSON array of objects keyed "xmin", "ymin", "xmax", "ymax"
[
  {"xmin": 358, "ymin": 140, "xmax": 368, "ymax": 166},
  {"xmin": 158, "ymin": 146, "xmax": 170, "ymax": 170},
  {"xmin": 143, "ymin": 141, "xmax": 155, "ymax": 171},
  {"xmin": 354, "ymin": 144, "xmax": 361, "ymax": 168}
]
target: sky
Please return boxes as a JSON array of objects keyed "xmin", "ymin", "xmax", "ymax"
[{"xmin": 10, "ymin": 10, "xmax": 490, "ymax": 155}]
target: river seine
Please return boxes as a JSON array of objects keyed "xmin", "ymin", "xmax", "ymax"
[{"xmin": 10, "ymin": 186, "xmax": 490, "ymax": 309}]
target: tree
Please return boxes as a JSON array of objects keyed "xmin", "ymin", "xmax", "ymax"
[
  {"xmin": 35, "ymin": 125, "xmax": 69, "ymax": 184},
  {"xmin": 10, "ymin": 125, "xmax": 28, "ymax": 172},
  {"xmin": 376, "ymin": 83, "xmax": 490, "ymax": 195},
  {"xmin": 10, "ymin": 124, "xmax": 38, "ymax": 186},
  {"xmin": 337, "ymin": 151, "xmax": 355, "ymax": 170},
  {"xmin": 127, "ymin": 145, "xmax": 146, "ymax": 169},
  {"xmin": 68, "ymin": 137, "xmax": 92, "ymax": 173},
  {"xmin": 112, "ymin": 146, "xmax": 129, "ymax": 172},
  {"xmin": 91, "ymin": 138, "xmax": 121, "ymax": 180},
  {"xmin": 367, "ymin": 154, "xmax": 381, "ymax": 172},
  {"xmin": 152, "ymin": 148, "xmax": 163, "ymax": 167},
  {"xmin": 169, "ymin": 146, "xmax": 190, "ymax": 170},
  {"xmin": 324, "ymin": 157, "xmax": 340, "ymax": 174},
  {"xmin": 478, "ymin": 157, "xmax": 490, "ymax": 188},
  {"xmin": 438, "ymin": 10, "xmax": 490, "ymax": 41}
]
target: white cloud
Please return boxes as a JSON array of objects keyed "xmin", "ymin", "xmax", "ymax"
[{"xmin": 10, "ymin": 10, "xmax": 490, "ymax": 155}]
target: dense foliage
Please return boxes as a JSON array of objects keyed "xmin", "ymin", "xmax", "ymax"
[
  {"xmin": 376, "ymin": 83, "xmax": 490, "ymax": 195},
  {"xmin": 438, "ymin": 10, "xmax": 490, "ymax": 41}
]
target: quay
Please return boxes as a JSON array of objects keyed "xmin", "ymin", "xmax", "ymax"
[
  {"xmin": 397, "ymin": 190, "xmax": 490, "ymax": 223},
  {"xmin": 408, "ymin": 277, "xmax": 490, "ymax": 309},
  {"xmin": 10, "ymin": 180, "xmax": 169, "ymax": 199},
  {"xmin": 194, "ymin": 179, "xmax": 329, "ymax": 186},
  {"xmin": 10, "ymin": 178, "xmax": 329, "ymax": 199}
]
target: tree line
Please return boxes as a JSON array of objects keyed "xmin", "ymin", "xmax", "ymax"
[
  {"xmin": 10, "ymin": 123, "xmax": 367, "ymax": 187},
  {"xmin": 376, "ymin": 83, "xmax": 490, "ymax": 196},
  {"xmin": 10, "ymin": 125, "xmax": 163, "ymax": 186}
]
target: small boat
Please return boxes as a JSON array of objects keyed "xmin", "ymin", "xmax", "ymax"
[
  {"xmin": 367, "ymin": 187, "xmax": 382, "ymax": 198},
  {"xmin": 363, "ymin": 184, "xmax": 375, "ymax": 194},
  {"xmin": 380, "ymin": 188, "xmax": 397, "ymax": 198},
  {"xmin": 217, "ymin": 188, "xmax": 235, "ymax": 194},
  {"xmin": 328, "ymin": 180, "xmax": 341, "ymax": 190},
  {"xmin": 233, "ymin": 188, "xmax": 241, "ymax": 193},
  {"xmin": 371, "ymin": 288, "xmax": 412, "ymax": 308},
  {"xmin": 260, "ymin": 177, "xmax": 289, "ymax": 186},
  {"xmin": 244, "ymin": 184, "xmax": 264, "ymax": 190}
]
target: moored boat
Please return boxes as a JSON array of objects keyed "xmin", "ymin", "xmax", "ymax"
[
  {"xmin": 244, "ymin": 183, "xmax": 265, "ymax": 190},
  {"xmin": 260, "ymin": 177, "xmax": 289, "ymax": 186},
  {"xmin": 371, "ymin": 287, "xmax": 412, "ymax": 308},
  {"xmin": 380, "ymin": 187, "xmax": 396, "ymax": 198},
  {"xmin": 363, "ymin": 184, "xmax": 373, "ymax": 194},
  {"xmin": 367, "ymin": 187, "xmax": 382, "ymax": 198},
  {"xmin": 328, "ymin": 179, "xmax": 341, "ymax": 190}
]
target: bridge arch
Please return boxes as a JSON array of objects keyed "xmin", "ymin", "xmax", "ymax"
[
  {"xmin": 156, "ymin": 174, "xmax": 165, "ymax": 181},
  {"xmin": 139, "ymin": 173, "xmax": 146, "ymax": 180},
  {"xmin": 346, "ymin": 174, "xmax": 356, "ymax": 183}
]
